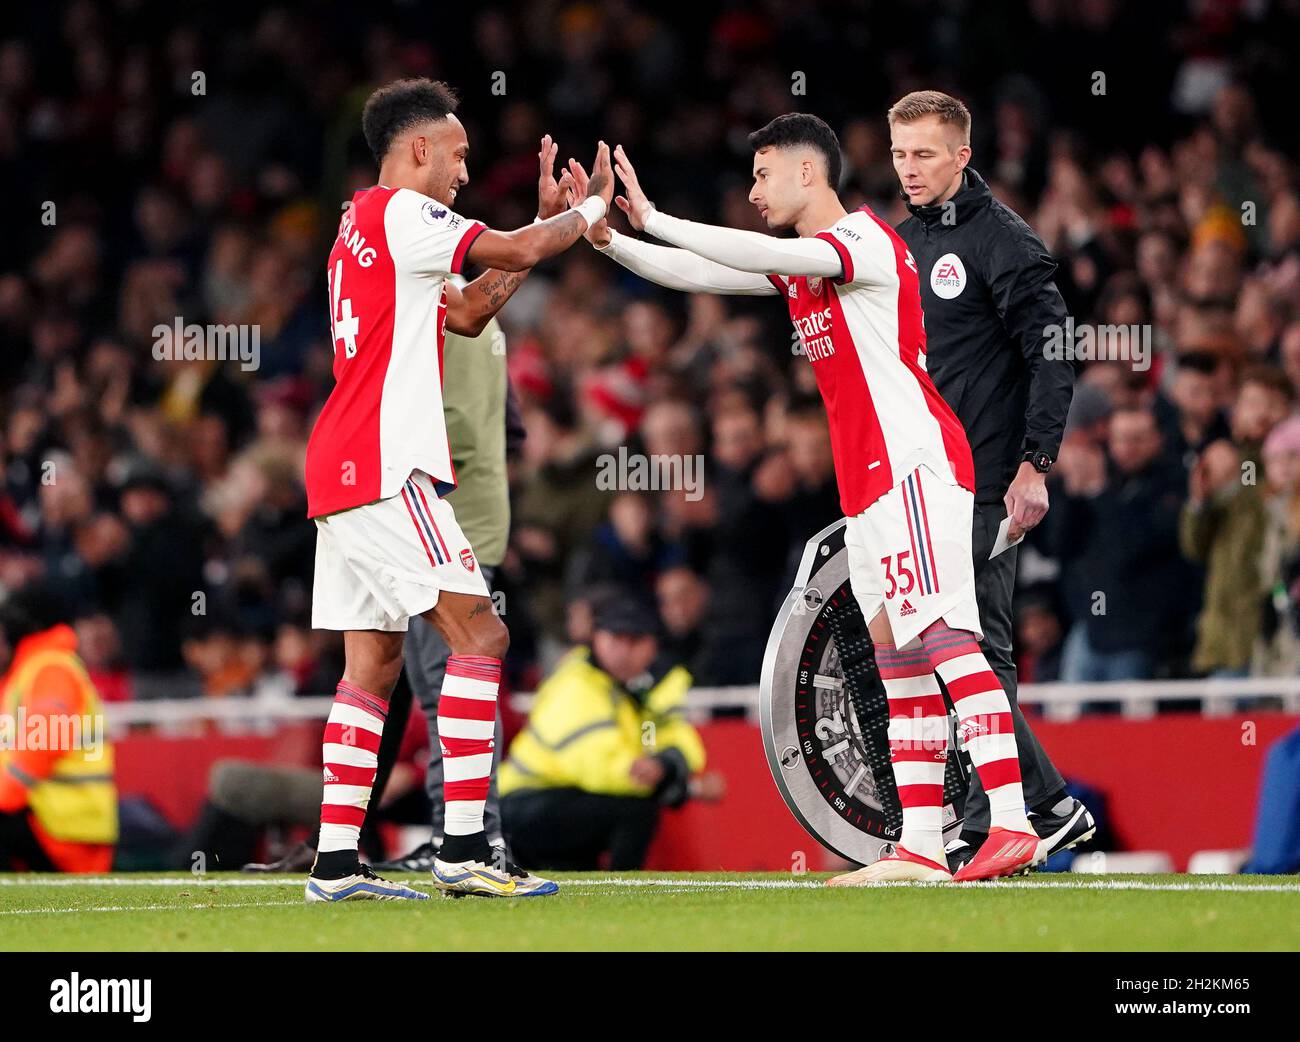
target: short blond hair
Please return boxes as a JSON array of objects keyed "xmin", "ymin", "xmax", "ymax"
[{"xmin": 887, "ymin": 90, "xmax": 971, "ymax": 144}]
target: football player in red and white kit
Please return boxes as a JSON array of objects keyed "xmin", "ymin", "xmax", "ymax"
[
  {"xmin": 573, "ymin": 114, "xmax": 1045, "ymax": 883},
  {"xmin": 303, "ymin": 79, "xmax": 614, "ymax": 902}
]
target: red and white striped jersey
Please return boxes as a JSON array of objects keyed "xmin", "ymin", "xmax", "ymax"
[
  {"xmin": 305, "ymin": 186, "xmax": 486, "ymax": 518},
  {"xmin": 770, "ymin": 206, "xmax": 974, "ymax": 516}
]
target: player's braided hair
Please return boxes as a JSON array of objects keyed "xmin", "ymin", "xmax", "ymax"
[{"xmin": 361, "ymin": 78, "xmax": 460, "ymax": 164}]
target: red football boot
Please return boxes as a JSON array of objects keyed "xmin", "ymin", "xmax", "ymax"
[{"xmin": 952, "ymin": 827, "xmax": 1045, "ymax": 881}]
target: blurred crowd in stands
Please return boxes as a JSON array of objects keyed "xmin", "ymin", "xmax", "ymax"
[{"xmin": 3, "ymin": 0, "xmax": 1300, "ymax": 703}]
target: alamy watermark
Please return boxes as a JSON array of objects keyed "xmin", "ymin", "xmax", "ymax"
[
  {"xmin": 152, "ymin": 317, "xmax": 261, "ymax": 372},
  {"xmin": 596, "ymin": 447, "xmax": 705, "ymax": 502},
  {"xmin": 1043, "ymin": 318, "xmax": 1150, "ymax": 372},
  {"xmin": 0, "ymin": 709, "xmax": 105, "ymax": 760},
  {"xmin": 50, "ymin": 974, "xmax": 151, "ymax": 1022}
]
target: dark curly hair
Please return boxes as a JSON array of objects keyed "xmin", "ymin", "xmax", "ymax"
[
  {"xmin": 361, "ymin": 78, "xmax": 460, "ymax": 164},
  {"xmin": 748, "ymin": 113, "xmax": 842, "ymax": 189}
]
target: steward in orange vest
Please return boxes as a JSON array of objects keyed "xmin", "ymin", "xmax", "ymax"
[{"xmin": 0, "ymin": 588, "xmax": 116, "ymax": 872}]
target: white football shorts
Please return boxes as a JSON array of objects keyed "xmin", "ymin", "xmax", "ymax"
[
  {"xmin": 844, "ymin": 464, "xmax": 982, "ymax": 649},
  {"xmin": 312, "ymin": 470, "xmax": 490, "ymax": 632}
]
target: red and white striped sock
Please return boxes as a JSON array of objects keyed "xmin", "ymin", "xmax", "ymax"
[
  {"xmin": 439, "ymin": 655, "xmax": 502, "ymax": 838},
  {"xmin": 318, "ymin": 680, "xmax": 386, "ymax": 854},
  {"xmin": 876, "ymin": 641, "xmax": 949, "ymax": 865},
  {"xmin": 918, "ymin": 621, "xmax": 1032, "ymax": 833}
]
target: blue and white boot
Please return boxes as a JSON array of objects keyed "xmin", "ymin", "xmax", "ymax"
[
  {"xmin": 432, "ymin": 854, "xmax": 559, "ymax": 898},
  {"xmin": 305, "ymin": 863, "xmax": 431, "ymax": 903}
]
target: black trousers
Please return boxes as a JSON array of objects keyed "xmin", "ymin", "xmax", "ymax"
[
  {"xmin": 501, "ymin": 789, "xmax": 659, "ymax": 871},
  {"xmin": 0, "ymin": 810, "xmax": 55, "ymax": 871},
  {"xmin": 958, "ymin": 501, "xmax": 1066, "ymax": 833}
]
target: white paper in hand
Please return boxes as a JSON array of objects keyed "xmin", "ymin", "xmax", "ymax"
[{"xmin": 990, "ymin": 515, "xmax": 1027, "ymax": 560}]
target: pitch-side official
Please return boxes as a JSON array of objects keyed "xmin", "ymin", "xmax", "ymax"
[{"xmin": 889, "ymin": 91, "xmax": 1094, "ymax": 869}]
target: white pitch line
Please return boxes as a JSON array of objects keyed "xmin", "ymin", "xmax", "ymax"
[
  {"xmin": 0, "ymin": 875, "xmax": 1297, "ymax": 894},
  {"xmin": 576, "ymin": 876, "xmax": 1300, "ymax": 894},
  {"xmin": 0, "ymin": 899, "xmax": 304, "ymax": 916},
  {"xmin": 581, "ymin": 877, "xmax": 818, "ymax": 890}
]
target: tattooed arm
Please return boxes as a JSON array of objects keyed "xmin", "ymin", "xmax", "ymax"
[
  {"xmin": 463, "ymin": 209, "xmax": 593, "ymax": 272},
  {"xmin": 444, "ymin": 268, "xmax": 531, "ymax": 336}
]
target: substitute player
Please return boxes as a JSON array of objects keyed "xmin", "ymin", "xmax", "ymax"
[
  {"xmin": 573, "ymin": 116, "xmax": 1044, "ymax": 882},
  {"xmin": 304, "ymin": 78, "xmax": 613, "ymax": 902}
]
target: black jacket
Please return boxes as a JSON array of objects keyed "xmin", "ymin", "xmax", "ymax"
[
  {"xmin": 896, "ymin": 168, "xmax": 1075, "ymax": 503},
  {"xmin": 1048, "ymin": 459, "xmax": 1195, "ymax": 655}
]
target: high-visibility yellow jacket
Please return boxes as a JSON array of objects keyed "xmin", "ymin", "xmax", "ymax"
[
  {"xmin": 0, "ymin": 624, "xmax": 117, "ymax": 870},
  {"xmin": 499, "ymin": 648, "xmax": 705, "ymax": 797}
]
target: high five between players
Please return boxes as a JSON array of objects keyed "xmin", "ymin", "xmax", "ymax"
[{"xmin": 306, "ymin": 73, "xmax": 1057, "ymax": 896}]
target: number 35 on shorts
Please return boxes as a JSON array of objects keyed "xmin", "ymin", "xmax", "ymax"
[{"xmin": 879, "ymin": 551, "xmax": 918, "ymax": 600}]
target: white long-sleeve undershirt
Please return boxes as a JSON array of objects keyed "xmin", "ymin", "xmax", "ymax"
[
  {"xmin": 643, "ymin": 208, "xmax": 845, "ymax": 279},
  {"xmin": 595, "ymin": 229, "xmax": 778, "ymax": 295}
]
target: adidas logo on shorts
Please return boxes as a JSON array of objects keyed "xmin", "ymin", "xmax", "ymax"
[{"xmin": 899, "ymin": 599, "xmax": 917, "ymax": 616}]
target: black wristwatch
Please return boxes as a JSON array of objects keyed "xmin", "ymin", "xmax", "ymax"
[{"xmin": 1022, "ymin": 449, "xmax": 1053, "ymax": 474}]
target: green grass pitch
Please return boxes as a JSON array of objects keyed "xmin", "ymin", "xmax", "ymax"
[{"xmin": 2, "ymin": 873, "xmax": 1297, "ymax": 951}]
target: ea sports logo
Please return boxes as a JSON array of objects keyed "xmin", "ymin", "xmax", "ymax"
[
  {"xmin": 460, "ymin": 548, "xmax": 476, "ymax": 572},
  {"xmin": 930, "ymin": 253, "xmax": 966, "ymax": 299}
]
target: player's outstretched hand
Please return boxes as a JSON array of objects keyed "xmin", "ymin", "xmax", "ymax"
[
  {"xmin": 585, "ymin": 141, "xmax": 614, "ymax": 210},
  {"xmin": 613, "ymin": 144, "xmax": 655, "ymax": 232},
  {"xmin": 565, "ymin": 157, "xmax": 611, "ymax": 247},
  {"xmin": 537, "ymin": 134, "xmax": 573, "ymax": 220}
]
